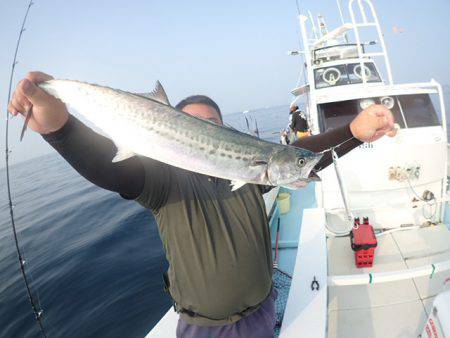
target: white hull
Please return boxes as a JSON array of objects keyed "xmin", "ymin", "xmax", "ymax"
[{"xmin": 281, "ymin": 0, "xmax": 450, "ymax": 336}]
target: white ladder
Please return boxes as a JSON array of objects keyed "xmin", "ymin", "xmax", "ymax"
[{"xmin": 348, "ymin": 0, "xmax": 394, "ymax": 85}]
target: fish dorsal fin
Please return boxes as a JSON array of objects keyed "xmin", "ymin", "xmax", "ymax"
[
  {"xmin": 224, "ymin": 122, "xmax": 239, "ymax": 132},
  {"xmin": 135, "ymin": 80, "xmax": 170, "ymax": 105}
]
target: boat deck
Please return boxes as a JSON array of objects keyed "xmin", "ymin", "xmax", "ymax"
[
  {"xmin": 327, "ymin": 224, "xmax": 450, "ymax": 337},
  {"xmin": 269, "ymin": 184, "xmax": 317, "ymax": 276}
]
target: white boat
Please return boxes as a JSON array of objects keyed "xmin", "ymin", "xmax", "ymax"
[{"xmin": 147, "ymin": 1, "xmax": 450, "ymax": 337}]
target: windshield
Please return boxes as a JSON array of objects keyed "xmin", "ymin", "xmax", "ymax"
[
  {"xmin": 398, "ymin": 94, "xmax": 440, "ymax": 128},
  {"xmin": 314, "ymin": 44, "xmax": 361, "ymax": 63},
  {"xmin": 314, "ymin": 62, "xmax": 381, "ymax": 89},
  {"xmin": 318, "ymin": 94, "xmax": 440, "ymax": 132}
]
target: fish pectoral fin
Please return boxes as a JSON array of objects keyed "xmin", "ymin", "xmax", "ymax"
[
  {"xmin": 135, "ymin": 80, "xmax": 170, "ymax": 105},
  {"xmin": 230, "ymin": 180, "xmax": 247, "ymax": 191},
  {"xmin": 112, "ymin": 147, "xmax": 136, "ymax": 163}
]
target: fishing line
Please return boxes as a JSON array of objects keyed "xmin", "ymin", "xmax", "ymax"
[
  {"xmin": 295, "ymin": 0, "xmax": 301, "ymax": 15},
  {"xmin": 319, "ymin": 135, "xmax": 357, "ymax": 156},
  {"xmin": 4, "ymin": 1, "xmax": 48, "ymax": 337}
]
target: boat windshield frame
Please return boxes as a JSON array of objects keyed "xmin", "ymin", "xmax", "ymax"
[{"xmin": 313, "ymin": 43, "xmax": 364, "ymax": 64}]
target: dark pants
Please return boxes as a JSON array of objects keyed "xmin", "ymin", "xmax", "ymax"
[{"xmin": 176, "ymin": 289, "xmax": 277, "ymax": 338}]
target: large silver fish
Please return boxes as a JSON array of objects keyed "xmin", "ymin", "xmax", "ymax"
[{"xmin": 31, "ymin": 79, "xmax": 322, "ymax": 189}]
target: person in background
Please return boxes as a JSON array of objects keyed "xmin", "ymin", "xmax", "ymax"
[
  {"xmin": 288, "ymin": 106, "xmax": 294, "ymax": 128},
  {"xmin": 290, "ymin": 105, "xmax": 310, "ymax": 139},
  {"xmin": 279, "ymin": 128, "xmax": 289, "ymax": 145}
]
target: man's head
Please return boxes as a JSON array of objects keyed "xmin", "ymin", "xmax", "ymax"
[
  {"xmin": 176, "ymin": 95, "xmax": 223, "ymax": 125},
  {"xmin": 290, "ymin": 105, "xmax": 298, "ymax": 114}
]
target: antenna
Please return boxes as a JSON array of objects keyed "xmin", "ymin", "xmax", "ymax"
[
  {"xmin": 317, "ymin": 14, "xmax": 328, "ymax": 38},
  {"xmin": 4, "ymin": 1, "xmax": 48, "ymax": 337},
  {"xmin": 308, "ymin": 11, "xmax": 319, "ymax": 40}
]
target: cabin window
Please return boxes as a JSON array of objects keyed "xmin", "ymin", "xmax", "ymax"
[
  {"xmin": 347, "ymin": 63, "xmax": 380, "ymax": 84},
  {"xmin": 314, "ymin": 62, "xmax": 381, "ymax": 89},
  {"xmin": 315, "ymin": 65, "xmax": 349, "ymax": 89},
  {"xmin": 397, "ymin": 94, "xmax": 440, "ymax": 128},
  {"xmin": 313, "ymin": 44, "xmax": 361, "ymax": 63},
  {"xmin": 318, "ymin": 94, "xmax": 440, "ymax": 132},
  {"xmin": 318, "ymin": 100, "xmax": 359, "ymax": 131}
]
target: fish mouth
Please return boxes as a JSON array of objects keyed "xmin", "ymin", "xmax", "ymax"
[
  {"xmin": 288, "ymin": 169, "xmax": 321, "ymax": 187},
  {"xmin": 281, "ymin": 156, "xmax": 322, "ymax": 189},
  {"xmin": 308, "ymin": 169, "xmax": 321, "ymax": 181},
  {"xmin": 279, "ymin": 166, "xmax": 322, "ymax": 190},
  {"xmin": 303, "ymin": 154, "xmax": 322, "ymax": 181}
]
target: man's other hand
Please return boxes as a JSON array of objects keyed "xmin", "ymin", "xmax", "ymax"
[
  {"xmin": 7, "ymin": 71, "xmax": 69, "ymax": 134},
  {"xmin": 350, "ymin": 104, "xmax": 397, "ymax": 143}
]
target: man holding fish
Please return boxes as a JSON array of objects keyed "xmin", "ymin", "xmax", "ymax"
[{"xmin": 8, "ymin": 71, "xmax": 396, "ymax": 338}]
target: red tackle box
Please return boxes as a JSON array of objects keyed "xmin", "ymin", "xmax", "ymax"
[{"xmin": 350, "ymin": 217, "xmax": 377, "ymax": 268}]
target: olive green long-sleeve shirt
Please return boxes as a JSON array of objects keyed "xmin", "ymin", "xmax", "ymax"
[{"xmin": 44, "ymin": 115, "xmax": 361, "ymax": 326}]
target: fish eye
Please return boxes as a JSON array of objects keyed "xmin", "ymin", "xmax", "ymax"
[{"xmin": 297, "ymin": 158, "xmax": 306, "ymax": 167}]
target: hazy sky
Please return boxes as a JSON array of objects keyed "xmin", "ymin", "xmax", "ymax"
[{"xmin": 1, "ymin": 0, "xmax": 449, "ymax": 167}]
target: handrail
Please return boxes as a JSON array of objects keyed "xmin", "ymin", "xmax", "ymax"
[
  {"xmin": 348, "ymin": 0, "xmax": 393, "ymax": 85},
  {"xmin": 325, "ymin": 193, "xmax": 450, "ymax": 216},
  {"xmin": 433, "ymin": 79, "xmax": 448, "ymax": 221}
]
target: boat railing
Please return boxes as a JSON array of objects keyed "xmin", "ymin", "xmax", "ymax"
[{"xmin": 348, "ymin": 0, "xmax": 394, "ymax": 85}]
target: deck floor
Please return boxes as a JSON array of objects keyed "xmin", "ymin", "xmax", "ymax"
[{"xmin": 327, "ymin": 224, "xmax": 450, "ymax": 338}]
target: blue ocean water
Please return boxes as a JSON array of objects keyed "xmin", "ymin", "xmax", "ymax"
[{"xmin": 0, "ymin": 105, "xmax": 289, "ymax": 338}]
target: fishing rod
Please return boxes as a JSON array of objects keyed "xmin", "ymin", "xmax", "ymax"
[
  {"xmin": 4, "ymin": 1, "xmax": 48, "ymax": 337},
  {"xmin": 295, "ymin": 0, "xmax": 301, "ymax": 15}
]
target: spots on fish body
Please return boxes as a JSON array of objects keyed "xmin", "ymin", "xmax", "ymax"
[{"xmin": 40, "ymin": 80, "xmax": 288, "ymax": 185}]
